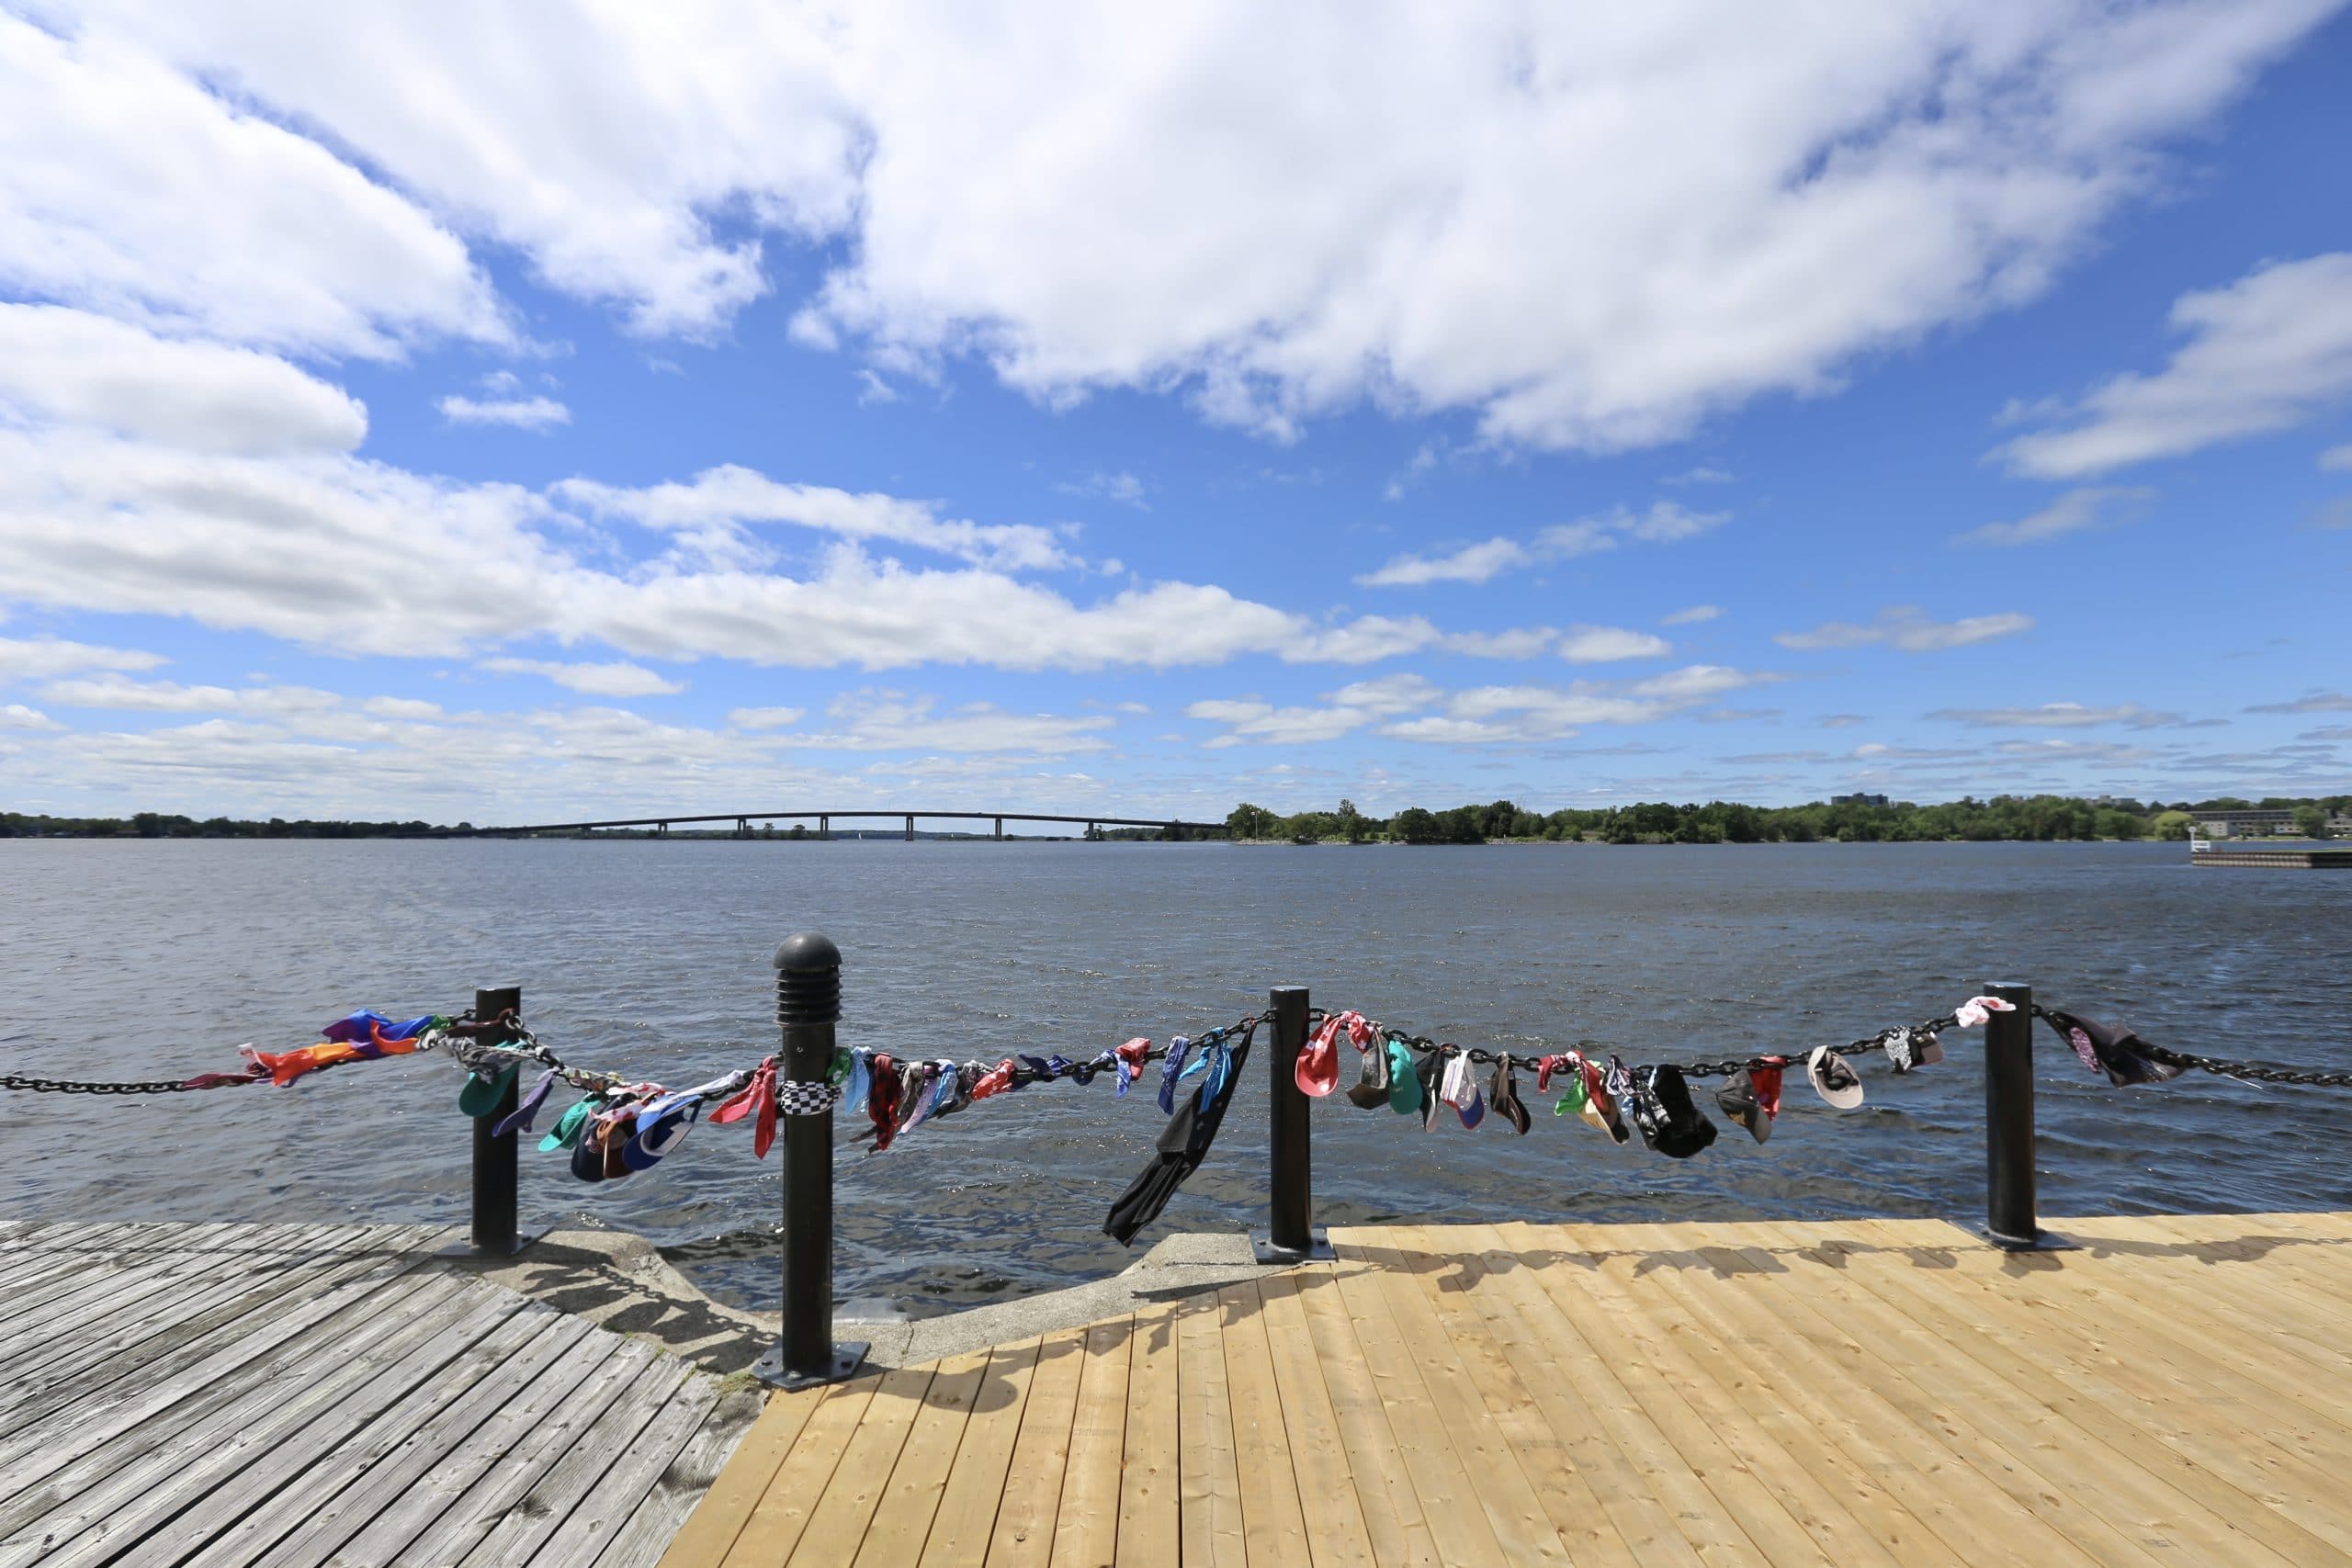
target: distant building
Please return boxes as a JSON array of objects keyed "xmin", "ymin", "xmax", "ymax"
[
  {"xmin": 2190, "ymin": 808, "xmax": 2297, "ymax": 838},
  {"xmin": 1831, "ymin": 793, "xmax": 1890, "ymax": 807}
]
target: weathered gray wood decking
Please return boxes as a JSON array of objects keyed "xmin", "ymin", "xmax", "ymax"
[{"xmin": 0, "ymin": 1221, "xmax": 760, "ymax": 1567}]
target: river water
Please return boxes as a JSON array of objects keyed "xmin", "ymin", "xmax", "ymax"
[{"xmin": 4, "ymin": 839, "xmax": 2347, "ymax": 1314}]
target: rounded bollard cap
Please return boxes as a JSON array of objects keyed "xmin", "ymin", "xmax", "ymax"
[{"xmin": 774, "ymin": 931, "xmax": 842, "ymax": 973}]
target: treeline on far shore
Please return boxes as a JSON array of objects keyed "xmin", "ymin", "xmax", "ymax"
[
  {"xmin": 1226, "ymin": 794, "xmax": 2352, "ymax": 845},
  {"xmin": 1, "ymin": 812, "xmax": 466, "ymax": 839}
]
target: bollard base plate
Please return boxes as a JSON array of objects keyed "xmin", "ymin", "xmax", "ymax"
[
  {"xmin": 1250, "ymin": 1229, "xmax": 1335, "ymax": 1266},
  {"xmin": 1980, "ymin": 1224, "xmax": 2076, "ymax": 1253},
  {"xmin": 436, "ymin": 1229, "xmax": 546, "ymax": 1260},
  {"xmin": 753, "ymin": 1341, "xmax": 869, "ymax": 1391}
]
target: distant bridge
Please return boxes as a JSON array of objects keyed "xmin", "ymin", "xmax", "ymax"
[{"xmin": 476, "ymin": 809, "xmax": 1231, "ymax": 840}]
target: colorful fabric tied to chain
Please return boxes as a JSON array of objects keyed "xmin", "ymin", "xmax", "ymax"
[
  {"xmin": 1295, "ymin": 1010, "xmax": 1374, "ymax": 1099},
  {"xmin": 241, "ymin": 1011, "xmax": 443, "ymax": 1088}
]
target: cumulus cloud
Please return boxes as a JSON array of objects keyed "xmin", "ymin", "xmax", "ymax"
[
  {"xmin": 438, "ymin": 393, "xmax": 570, "ymax": 431},
  {"xmin": 0, "ymin": 634, "xmax": 166, "ymax": 684},
  {"xmin": 17, "ymin": 5, "xmax": 2332, "ymax": 450},
  {"xmin": 1356, "ymin": 502, "xmax": 1726, "ymax": 588},
  {"xmin": 1558, "ymin": 626, "xmax": 1672, "ymax": 664},
  {"xmin": 728, "ymin": 705, "xmax": 808, "ymax": 729},
  {"xmin": 1775, "ymin": 606, "xmax": 2033, "ymax": 653},
  {"xmin": 1953, "ymin": 485, "xmax": 2154, "ymax": 547},
  {"xmin": 37, "ymin": 674, "xmax": 343, "ymax": 716},
  {"xmin": 1996, "ymin": 254, "xmax": 2352, "ymax": 477},
  {"xmin": 2246, "ymin": 691, "xmax": 2352, "ymax": 714},
  {"xmin": 0, "ymin": 12, "xmax": 503, "ymax": 356},
  {"xmin": 774, "ymin": 692, "xmax": 1114, "ymax": 755},
  {"xmin": 1660, "ymin": 604, "xmax": 1720, "ymax": 626},
  {"xmin": 555, "ymin": 465, "xmax": 1075, "ymax": 572},
  {"xmin": 1186, "ymin": 664, "xmax": 1775, "ymax": 748},
  {"xmin": 0, "ymin": 304, "xmax": 367, "ymax": 454},
  {"xmin": 1928, "ymin": 701, "xmax": 2188, "ymax": 728},
  {"xmin": 2321, "ymin": 444, "xmax": 2352, "ymax": 471},
  {"xmin": 1057, "ymin": 471, "xmax": 1147, "ymax": 508},
  {"xmin": 476, "ymin": 658, "xmax": 684, "ymax": 697},
  {"xmin": 0, "ymin": 431, "xmax": 1464, "ymax": 674},
  {"xmin": 1, "ymin": 703, "xmax": 59, "ymax": 730}
]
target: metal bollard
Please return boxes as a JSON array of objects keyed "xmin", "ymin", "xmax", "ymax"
[
  {"xmin": 754, "ymin": 932, "xmax": 868, "ymax": 1389},
  {"xmin": 1252, "ymin": 986, "xmax": 1330, "ymax": 1264},
  {"xmin": 451, "ymin": 983, "xmax": 536, "ymax": 1258},
  {"xmin": 1982, "ymin": 980, "xmax": 2071, "ymax": 1251}
]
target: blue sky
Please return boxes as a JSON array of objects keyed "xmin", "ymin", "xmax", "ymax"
[{"xmin": 2, "ymin": 2, "xmax": 2349, "ymax": 823}]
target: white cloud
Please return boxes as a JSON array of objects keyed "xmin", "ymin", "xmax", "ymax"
[
  {"xmin": 775, "ymin": 693, "xmax": 1114, "ymax": 755},
  {"xmin": 1664, "ymin": 466, "xmax": 1734, "ymax": 486},
  {"xmin": 37, "ymin": 674, "xmax": 344, "ymax": 716},
  {"xmin": 1628, "ymin": 664, "xmax": 1774, "ymax": 702},
  {"xmin": 361, "ymin": 696, "xmax": 442, "ymax": 719},
  {"xmin": 1660, "ymin": 604, "xmax": 1720, "ymax": 626},
  {"xmin": 1953, "ymin": 485, "xmax": 2154, "ymax": 547},
  {"xmin": 729, "ymin": 705, "xmax": 808, "ymax": 729},
  {"xmin": 0, "ymin": 432, "xmax": 1446, "ymax": 675},
  {"xmin": 1558, "ymin": 626, "xmax": 1671, "ymax": 664},
  {"xmin": 1928, "ymin": 702, "xmax": 2188, "ymax": 728},
  {"xmin": 1996, "ymin": 254, "xmax": 2352, "ymax": 477},
  {"xmin": 476, "ymin": 658, "xmax": 684, "ymax": 697},
  {"xmin": 0, "ymin": 634, "xmax": 167, "ymax": 684},
  {"xmin": 2321, "ymin": 443, "xmax": 2352, "ymax": 471},
  {"xmin": 1439, "ymin": 627, "xmax": 1557, "ymax": 660},
  {"xmin": 1185, "ymin": 663, "xmax": 1774, "ymax": 748},
  {"xmin": 438, "ymin": 394, "xmax": 571, "ymax": 431},
  {"xmin": 1355, "ymin": 536, "xmax": 1529, "ymax": 589},
  {"xmin": 1, "ymin": 703, "xmax": 59, "ymax": 730},
  {"xmin": 1776, "ymin": 606, "xmax": 2034, "ymax": 653},
  {"xmin": 2245, "ymin": 691, "xmax": 2352, "ymax": 715},
  {"xmin": 1057, "ymin": 470, "xmax": 1147, "ymax": 508},
  {"xmin": 0, "ymin": 304, "xmax": 366, "ymax": 454},
  {"xmin": 555, "ymin": 465, "xmax": 1075, "ymax": 572},
  {"xmin": 0, "ymin": 12, "xmax": 503, "ymax": 356},
  {"xmin": 1357, "ymin": 502, "xmax": 1726, "ymax": 588}
]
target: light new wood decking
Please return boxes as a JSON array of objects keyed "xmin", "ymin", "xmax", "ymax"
[
  {"xmin": 666, "ymin": 1211, "xmax": 2352, "ymax": 1567},
  {"xmin": 0, "ymin": 1221, "xmax": 759, "ymax": 1567}
]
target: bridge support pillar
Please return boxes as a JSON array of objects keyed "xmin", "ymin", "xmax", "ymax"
[
  {"xmin": 904, "ymin": 814, "xmax": 914, "ymax": 841},
  {"xmin": 994, "ymin": 817, "xmax": 1003, "ymax": 840},
  {"xmin": 737, "ymin": 818, "xmax": 751, "ymax": 839},
  {"xmin": 656, "ymin": 821, "xmax": 669, "ymax": 837},
  {"xmin": 819, "ymin": 815, "xmax": 830, "ymax": 840}
]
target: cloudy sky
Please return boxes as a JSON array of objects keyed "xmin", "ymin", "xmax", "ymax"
[{"xmin": 3, "ymin": 1, "xmax": 2350, "ymax": 824}]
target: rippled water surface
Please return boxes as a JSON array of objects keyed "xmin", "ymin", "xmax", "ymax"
[{"xmin": 5, "ymin": 839, "xmax": 2347, "ymax": 1314}]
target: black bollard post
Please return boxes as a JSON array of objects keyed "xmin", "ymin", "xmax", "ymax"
[
  {"xmin": 456, "ymin": 983, "xmax": 536, "ymax": 1258},
  {"xmin": 755, "ymin": 932, "xmax": 868, "ymax": 1389},
  {"xmin": 1982, "ymin": 980, "xmax": 2071, "ymax": 1251},
  {"xmin": 1252, "ymin": 986, "xmax": 1330, "ymax": 1264}
]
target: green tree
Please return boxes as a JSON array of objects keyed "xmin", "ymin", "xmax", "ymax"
[{"xmin": 2294, "ymin": 804, "xmax": 2328, "ymax": 839}]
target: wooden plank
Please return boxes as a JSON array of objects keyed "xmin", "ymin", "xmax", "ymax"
[
  {"xmin": 714, "ymin": 1371, "xmax": 886, "ymax": 1568},
  {"xmin": 1238, "ymin": 1275, "xmax": 1377, "ymax": 1568},
  {"xmin": 1050, "ymin": 1317, "xmax": 1135, "ymax": 1568},
  {"xmin": 0, "ymin": 1268, "xmax": 467, "ymax": 1534},
  {"xmin": 1562, "ymin": 1220, "xmax": 2093, "ymax": 1568},
  {"xmin": 915, "ymin": 1337, "xmax": 1043, "ymax": 1568},
  {"xmin": 1285, "ymin": 1264, "xmax": 1441, "ymax": 1568},
  {"xmin": 1733, "ymin": 1219, "xmax": 2281, "ymax": 1566},
  {"xmin": 1339, "ymin": 1232, "xmax": 1576, "ymax": 1568},
  {"xmin": 328, "ymin": 1336, "xmax": 657, "ymax": 1568},
  {"xmin": 225, "ymin": 1314, "xmax": 605, "ymax": 1568},
  {"xmin": 1378, "ymin": 1235, "xmax": 1642, "ymax": 1568},
  {"xmin": 1113, "ymin": 1303, "xmax": 1182, "ymax": 1568},
  {"xmin": 985, "ymin": 1325, "xmax": 1091, "ymax": 1568},
  {"xmin": 594, "ymin": 1388, "xmax": 768, "ymax": 1568},
  {"xmin": 453, "ymin": 1357, "xmax": 697, "ymax": 1568},
  {"xmin": 1172, "ymin": 1292, "xmax": 1243, "ymax": 1568},
  {"xmin": 0, "ymin": 1224, "xmax": 442, "ymax": 1438},
  {"xmin": 5, "ymin": 1275, "xmax": 509, "ymax": 1567},
  {"xmin": 159, "ymin": 1296, "xmax": 564, "ymax": 1568},
  {"xmin": 1469, "ymin": 1220, "xmax": 1907, "ymax": 1568},
  {"xmin": 778, "ymin": 1362, "xmax": 940, "ymax": 1568},
  {"xmin": 1215, "ymin": 1284, "xmax": 1316, "ymax": 1568},
  {"xmin": 1831, "ymin": 1218, "xmax": 2352, "ymax": 1562},
  {"xmin": 849, "ymin": 1346, "xmax": 992, "ymax": 1568},
  {"xmin": 657, "ymin": 1383, "xmax": 832, "ymax": 1568},
  {"xmin": 529, "ymin": 1376, "xmax": 727, "ymax": 1568}
]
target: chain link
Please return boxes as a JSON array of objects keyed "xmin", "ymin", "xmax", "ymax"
[
  {"xmin": 0, "ymin": 1071, "xmax": 254, "ymax": 1095},
  {"xmin": 1308, "ymin": 1006, "xmax": 1959, "ymax": 1080},
  {"xmin": 2023, "ymin": 1003, "xmax": 2352, "ymax": 1089}
]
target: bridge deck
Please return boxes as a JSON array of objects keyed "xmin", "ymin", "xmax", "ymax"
[
  {"xmin": 665, "ymin": 1210, "xmax": 2352, "ymax": 1567},
  {"xmin": 0, "ymin": 1222, "xmax": 760, "ymax": 1567}
]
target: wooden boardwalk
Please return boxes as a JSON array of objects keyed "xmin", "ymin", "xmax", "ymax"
[
  {"xmin": 0, "ymin": 1221, "xmax": 760, "ymax": 1567},
  {"xmin": 666, "ymin": 1211, "xmax": 2352, "ymax": 1567}
]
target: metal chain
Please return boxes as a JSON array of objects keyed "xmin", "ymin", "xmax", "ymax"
[
  {"xmin": 0, "ymin": 1072, "xmax": 252, "ymax": 1095},
  {"xmin": 1308, "ymin": 1005, "xmax": 1959, "ymax": 1080},
  {"xmin": 2024, "ymin": 1002, "xmax": 2352, "ymax": 1089}
]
